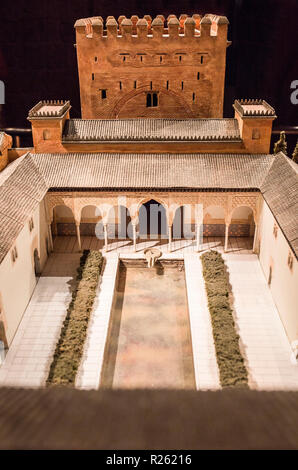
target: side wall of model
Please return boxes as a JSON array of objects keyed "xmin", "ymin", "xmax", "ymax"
[
  {"xmin": 0, "ymin": 201, "xmax": 49, "ymax": 347},
  {"xmin": 258, "ymin": 200, "xmax": 298, "ymax": 345}
]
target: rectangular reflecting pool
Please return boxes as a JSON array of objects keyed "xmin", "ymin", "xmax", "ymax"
[{"xmin": 101, "ymin": 260, "xmax": 195, "ymax": 389}]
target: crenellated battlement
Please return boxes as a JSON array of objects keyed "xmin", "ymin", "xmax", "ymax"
[
  {"xmin": 75, "ymin": 13, "xmax": 230, "ymax": 119},
  {"xmin": 28, "ymin": 100, "xmax": 71, "ymax": 119},
  {"xmin": 74, "ymin": 14, "xmax": 229, "ymax": 40},
  {"xmin": 233, "ymin": 99, "xmax": 277, "ymax": 118}
]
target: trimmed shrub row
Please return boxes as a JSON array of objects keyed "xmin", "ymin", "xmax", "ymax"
[
  {"xmin": 47, "ymin": 250, "xmax": 103, "ymax": 386},
  {"xmin": 201, "ymin": 250, "xmax": 248, "ymax": 388}
]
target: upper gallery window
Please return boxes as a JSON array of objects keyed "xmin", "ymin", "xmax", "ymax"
[{"xmin": 146, "ymin": 92, "xmax": 158, "ymax": 107}]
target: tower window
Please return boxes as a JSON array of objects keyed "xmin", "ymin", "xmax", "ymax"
[
  {"xmin": 197, "ymin": 72, "xmax": 200, "ymax": 80},
  {"xmin": 95, "ymin": 57, "xmax": 98, "ymax": 62},
  {"xmin": 134, "ymin": 80, "xmax": 137, "ymax": 89},
  {"xmin": 92, "ymin": 73, "xmax": 94, "ymax": 81},
  {"xmin": 146, "ymin": 92, "xmax": 158, "ymax": 107},
  {"xmin": 166, "ymin": 80, "xmax": 169, "ymax": 90},
  {"xmin": 160, "ymin": 56, "xmax": 162, "ymax": 63},
  {"xmin": 43, "ymin": 129, "xmax": 51, "ymax": 140},
  {"xmin": 179, "ymin": 55, "xmax": 182, "ymax": 62},
  {"xmin": 181, "ymin": 81, "xmax": 184, "ymax": 90},
  {"xmin": 140, "ymin": 56, "xmax": 143, "ymax": 62},
  {"xmin": 150, "ymin": 81, "xmax": 153, "ymax": 90},
  {"xmin": 201, "ymin": 55, "xmax": 204, "ymax": 64},
  {"xmin": 192, "ymin": 92, "xmax": 195, "ymax": 102},
  {"xmin": 101, "ymin": 89, "xmax": 107, "ymax": 99},
  {"xmin": 252, "ymin": 128, "xmax": 260, "ymax": 140},
  {"xmin": 119, "ymin": 81, "xmax": 122, "ymax": 90}
]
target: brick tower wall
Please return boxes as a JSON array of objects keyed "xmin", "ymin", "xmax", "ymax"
[{"xmin": 75, "ymin": 14, "xmax": 230, "ymax": 119}]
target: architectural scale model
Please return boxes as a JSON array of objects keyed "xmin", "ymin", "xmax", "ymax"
[{"xmin": 0, "ymin": 14, "xmax": 297, "ymax": 391}]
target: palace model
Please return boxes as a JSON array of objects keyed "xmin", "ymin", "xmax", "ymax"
[{"xmin": 0, "ymin": 14, "xmax": 297, "ymax": 391}]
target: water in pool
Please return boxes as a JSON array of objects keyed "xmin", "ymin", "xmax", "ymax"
[{"xmin": 101, "ymin": 260, "xmax": 195, "ymax": 389}]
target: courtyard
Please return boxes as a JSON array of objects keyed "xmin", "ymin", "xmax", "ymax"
[{"xmin": 0, "ymin": 238, "xmax": 297, "ymax": 391}]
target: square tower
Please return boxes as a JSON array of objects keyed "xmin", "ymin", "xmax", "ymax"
[{"xmin": 74, "ymin": 14, "xmax": 230, "ymax": 119}]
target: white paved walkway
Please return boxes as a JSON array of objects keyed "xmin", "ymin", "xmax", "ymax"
[
  {"xmin": 0, "ymin": 254, "xmax": 80, "ymax": 387},
  {"xmin": 184, "ymin": 254, "xmax": 221, "ymax": 390},
  {"xmin": 76, "ymin": 255, "xmax": 119, "ymax": 389},
  {"xmin": 224, "ymin": 253, "xmax": 298, "ymax": 390}
]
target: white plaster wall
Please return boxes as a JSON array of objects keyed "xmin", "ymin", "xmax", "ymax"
[
  {"xmin": 258, "ymin": 200, "xmax": 298, "ymax": 344},
  {"xmin": 0, "ymin": 200, "xmax": 49, "ymax": 346}
]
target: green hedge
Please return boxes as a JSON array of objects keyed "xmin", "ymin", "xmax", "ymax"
[
  {"xmin": 47, "ymin": 250, "xmax": 103, "ymax": 386},
  {"xmin": 201, "ymin": 250, "xmax": 248, "ymax": 388}
]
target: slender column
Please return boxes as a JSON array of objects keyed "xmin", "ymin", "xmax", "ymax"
[
  {"xmin": 48, "ymin": 224, "xmax": 54, "ymax": 252},
  {"xmin": 75, "ymin": 223, "xmax": 82, "ymax": 252},
  {"xmin": 103, "ymin": 223, "xmax": 108, "ymax": 251},
  {"xmin": 168, "ymin": 225, "xmax": 172, "ymax": 253},
  {"xmin": 224, "ymin": 223, "xmax": 229, "ymax": 252},
  {"xmin": 253, "ymin": 223, "xmax": 258, "ymax": 253},
  {"xmin": 132, "ymin": 224, "xmax": 137, "ymax": 252},
  {"xmin": 196, "ymin": 223, "xmax": 203, "ymax": 252}
]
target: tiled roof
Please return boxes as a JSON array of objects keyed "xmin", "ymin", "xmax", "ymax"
[
  {"xmin": 0, "ymin": 154, "xmax": 48, "ymax": 263},
  {"xmin": 0, "ymin": 151, "xmax": 297, "ymax": 262},
  {"xmin": 32, "ymin": 152, "xmax": 272, "ymax": 189},
  {"xmin": 261, "ymin": 153, "xmax": 298, "ymax": 252},
  {"xmin": 62, "ymin": 118, "xmax": 241, "ymax": 142}
]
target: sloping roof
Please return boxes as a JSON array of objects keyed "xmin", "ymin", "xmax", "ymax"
[
  {"xmin": 0, "ymin": 151, "xmax": 297, "ymax": 262},
  {"xmin": 0, "ymin": 387, "xmax": 297, "ymax": 450},
  {"xmin": 0, "ymin": 154, "xmax": 48, "ymax": 262},
  {"xmin": 62, "ymin": 118, "xmax": 241, "ymax": 142},
  {"xmin": 32, "ymin": 152, "xmax": 272, "ymax": 190},
  {"xmin": 0, "ymin": 132, "xmax": 4, "ymax": 148},
  {"xmin": 261, "ymin": 153, "xmax": 298, "ymax": 253}
]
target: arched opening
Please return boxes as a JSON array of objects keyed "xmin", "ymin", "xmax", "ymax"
[
  {"xmin": 139, "ymin": 200, "xmax": 167, "ymax": 240},
  {"xmin": 33, "ymin": 248, "xmax": 41, "ymax": 276},
  {"xmin": 203, "ymin": 205, "xmax": 226, "ymax": 237},
  {"xmin": 51, "ymin": 205, "xmax": 76, "ymax": 252},
  {"xmin": 112, "ymin": 87, "xmax": 194, "ymax": 119},
  {"xmin": 202, "ymin": 205, "xmax": 226, "ymax": 250},
  {"xmin": 52, "ymin": 205, "xmax": 75, "ymax": 236},
  {"xmin": 107, "ymin": 205, "xmax": 132, "ymax": 239},
  {"xmin": 80, "ymin": 205, "xmax": 102, "ymax": 236},
  {"xmin": 229, "ymin": 206, "xmax": 255, "ymax": 251},
  {"xmin": 172, "ymin": 205, "xmax": 195, "ymax": 240}
]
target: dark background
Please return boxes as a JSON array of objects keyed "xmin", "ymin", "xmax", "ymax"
[{"xmin": 0, "ymin": 0, "xmax": 297, "ymax": 150}]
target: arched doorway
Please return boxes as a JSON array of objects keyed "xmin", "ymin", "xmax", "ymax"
[
  {"xmin": 139, "ymin": 200, "xmax": 167, "ymax": 239},
  {"xmin": 80, "ymin": 205, "xmax": 102, "ymax": 236},
  {"xmin": 52, "ymin": 205, "xmax": 75, "ymax": 236},
  {"xmin": 229, "ymin": 206, "xmax": 255, "ymax": 251},
  {"xmin": 172, "ymin": 205, "xmax": 195, "ymax": 240},
  {"xmin": 107, "ymin": 205, "xmax": 132, "ymax": 239},
  {"xmin": 51, "ymin": 205, "xmax": 76, "ymax": 252}
]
